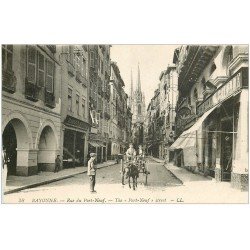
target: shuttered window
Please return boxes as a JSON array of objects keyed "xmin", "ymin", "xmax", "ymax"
[
  {"xmin": 27, "ymin": 46, "xmax": 37, "ymax": 84},
  {"xmin": 46, "ymin": 60, "xmax": 54, "ymax": 93},
  {"xmin": 38, "ymin": 52, "xmax": 45, "ymax": 87},
  {"xmin": 2, "ymin": 45, "xmax": 13, "ymax": 72},
  {"xmin": 26, "ymin": 46, "xmax": 55, "ymax": 92}
]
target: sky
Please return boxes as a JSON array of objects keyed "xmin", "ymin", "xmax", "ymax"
[{"xmin": 110, "ymin": 45, "xmax": 178, "ymax": 107}]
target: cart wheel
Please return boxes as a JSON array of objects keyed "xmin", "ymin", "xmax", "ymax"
[{"xmin": 121, "ymin": 172, "xmax": 125, "ymax": 185}]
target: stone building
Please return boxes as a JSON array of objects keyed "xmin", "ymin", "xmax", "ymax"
[
  {"xmin": 170, "ymin": 45, "xmax": 248, "ymax": 191},
  {"xmin": 88, "ymin": 45, "xmax": 111, "ymax": 163},
  {"xmin": 109, "ymin": 61, "xmax": 130, "ymax": 158},
  {"xmin": 60, "ymin": 45, "xmax": 90, "ymax": 167},
  {"xmin": 146, "ymin": 88, "xmax": 160, "ymax": 157},
  {"xmin": 158, "ymin": 65, "xmax": 179, "ymax": 160},
  {"xmin": 2, "ymin": 45, "xmax": 61, "ymax": 176}
]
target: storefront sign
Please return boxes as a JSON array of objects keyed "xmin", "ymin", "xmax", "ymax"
[
  {"xmin": 197, "ymin": 69, "xmax": 247, "ymax": 115},
  {"xmin": 64, "ymin": 115, "xmax": 90, "ymax": 131}
]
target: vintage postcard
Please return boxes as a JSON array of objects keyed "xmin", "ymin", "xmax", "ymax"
[{"xmin": 1, "ymin": 44, "xmax": 249, "ymax": 204}]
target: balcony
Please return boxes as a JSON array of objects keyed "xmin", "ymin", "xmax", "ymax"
[
  {"xmin": 25, "ymin": 80, "xmax": 40, "ymax": 102},
  {"xmin": 45, "ymin": 89, "xmax": 55, "ymax": 108},
  {"xmin": 76, "ymin": 70, "xmax": 84, "ymax": 83},
  {"xmin": 178, "ymin": 46, "xmax": 219, "ymax": 90},
  {"xmin": 67, "ymin": 62, "xmax": 75, "ymax": 76},
  {"xmin": 2, "ymin": 70, "xmax": 16, "ymax": 93}
]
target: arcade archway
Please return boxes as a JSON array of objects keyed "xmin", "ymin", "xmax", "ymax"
[
  {"xmin": 37, "ymin": 125, "xmax": 58, "ymax": 172},
  {"xmin": 2, "ymin": 118, "xmax": 30, "ymax": 175}
]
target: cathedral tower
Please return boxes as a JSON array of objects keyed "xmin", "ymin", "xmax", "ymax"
[{"xmin": 130, "ymin": 63, "xmax": 146, "ymax": 147}]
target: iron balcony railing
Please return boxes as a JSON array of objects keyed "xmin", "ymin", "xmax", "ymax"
[
  {"xmin": 45, "ymin": 89, "xmax": 56, "ymax": 108},
  {"xmin": 25, "ymin": 80, "xmax": 40, "ymax": 102}
]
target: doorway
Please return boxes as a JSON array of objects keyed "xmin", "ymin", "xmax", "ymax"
[{"xmin": 2, "ymin": 123, "xmax": 17, "ymax": 175}]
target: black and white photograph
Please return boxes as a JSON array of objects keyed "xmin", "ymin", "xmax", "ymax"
[{"xmin": 1, "ymin": 44, "xmax": 248, "ymax": 204}]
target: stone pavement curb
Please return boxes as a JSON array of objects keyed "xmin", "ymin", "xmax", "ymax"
[
  {"xmin": 149, "ymin": 156, "xmax": 212, "ymax": 184},
  {"xmin": 4, "ymin": 161, "xmax": 117, "ymax": 195},
  {"xmin": 148, "ymin": 156, "xmax": 184, "ymax": 184}
]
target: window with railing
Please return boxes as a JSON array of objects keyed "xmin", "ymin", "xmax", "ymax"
[{"xmin": 26, "ymin": 46, "xmax": 55, "ymax": 102}]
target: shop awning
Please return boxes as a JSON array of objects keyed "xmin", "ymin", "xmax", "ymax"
[
  {"xmin": 89, "ymin": 142, "xmax": 100, "ymax": 148},
  {"xmin": 170, "ymin": 104, "xmax": 219, "ymax": 150},
  {"xmin": 182, "ymin": 104, "xmax": 219, "ymax": 136}
]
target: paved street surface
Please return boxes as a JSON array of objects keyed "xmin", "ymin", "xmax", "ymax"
[{"xmin": 3, "ymin": 158, "xmax": 248, "ymax": 204}]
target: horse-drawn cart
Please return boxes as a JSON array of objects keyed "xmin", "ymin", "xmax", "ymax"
[{"xmin": 120, "ymin": 155, "xmax": 150, "ymax": 190}]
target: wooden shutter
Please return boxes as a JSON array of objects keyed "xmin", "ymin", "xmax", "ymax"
[
  {"xmin": 46, "ymin": 60, "xmax": 54, "ymax": 93},
  {"xmin": 27, "ymin": 46, "xmax": 37, "ymax": 84},
  {"xmin": 6, "ymin": 45, "xmax": 13, "ymax": 72},
  {"xmin": 37, "ymin": 52, "xmax": 45, "ymax": 87}
]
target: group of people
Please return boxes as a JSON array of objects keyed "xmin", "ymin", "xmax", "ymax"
[
  {"xmin": 87, "ymin": 143, "xmax": 146, "ymax": 193},
  {"xmin": 2, "ymin": 144, "xmax": 145, "ymax": 194}
]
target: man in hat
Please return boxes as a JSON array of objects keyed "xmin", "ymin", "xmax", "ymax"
[
  {"xmin": 2, "ymin": 146, "xmax": 10, "ymax": 191},
  {"xmin": 54, "ymin": 155, "xmax": 61, "ymax": 173},
  {"xmin": 126, "ymin": 143, "xmax": 136, "ymax": 161},
  {"xmin": 122, "ymin": 143, "xmax": 137, "ymax": 179},
  {"xmin": 87, "ymin": 153, "xmax": 97, "ymax": 193}
]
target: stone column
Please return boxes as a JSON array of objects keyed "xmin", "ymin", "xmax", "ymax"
[
  {"xmin": 16, "ymin": 149, "xmax": 38, "ymax": 176},
  {"xmin": 196, "ymin": 127, "xmax": 203, "ymax": 173},
  {"xmin": 37, "ymin": 148, "xmax": 57, "ymax": 172},
  {"xmin": 232, "ymin": 89, "xmax": 248, "ymax": 191},
  {"xmin": 215, "ymin": 109, "xmax": 222, "ymax": 182}
]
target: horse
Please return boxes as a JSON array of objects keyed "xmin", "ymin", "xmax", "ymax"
[{"xmin": 123, "ymin": 162, "xmax": 139, "ymax": 190}]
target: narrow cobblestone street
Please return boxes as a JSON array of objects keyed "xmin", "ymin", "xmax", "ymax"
[
  {"xmin": 4, "ymin": 158, "xmax": 183, "ymax": 203},
  {"xmin": 4, "ymin": 158, "xmax": 247, "ymax": 204}
]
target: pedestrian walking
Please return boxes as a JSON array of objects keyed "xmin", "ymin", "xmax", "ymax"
[
  {"xmin": 54, "ymin": 155, "xmax": 61, "ymax": 173},
  {"xmin": 87, "ymin": 153, "xmax": 97, "ymax": 193},
  {"xmin": 2, "ymin": 146, "xmax": 9, "ymax": 191}
]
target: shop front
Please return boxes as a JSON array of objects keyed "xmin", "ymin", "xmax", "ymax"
[
  {"xmin": 197, "ymin": 67, "xmax": 248, "ymax": 190},
  {"xmin": 171, "ymin": 67, "xmax": 248, "ymax": 191},
  {"xmin": 63, "ymin": 115, "xmax": 90, "ymax": 168}
]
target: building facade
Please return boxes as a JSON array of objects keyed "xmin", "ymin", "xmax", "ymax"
[
  {"xmin": 145, "ymin": 64, "xmax": 178, "ymax": 160},
  {"xmin": 2, "ymin": 45, "xmax": 61, "ymax": 176},
  {"xmin": 146, "ymin": 88, "xmax": 160, "ymax": 157},
  {"xmin": 88, "ymin": 45, "xmax": 111, "ymax": 164},
  {"xmin": 60, "ymin": 45, "xmax": 90, "ymax": 168},
  {"xmin": 109, "ymin": 61, "xmax": 131, "ymax": 158},
  {"xmin": 170, "ymin": 45, "xmax": 248, "ymax": 191}
]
